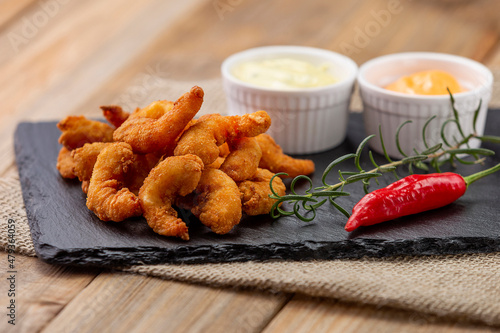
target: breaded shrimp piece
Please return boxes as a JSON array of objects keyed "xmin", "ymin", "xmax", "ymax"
[
  {"xmin": 73, "ymin": 142, "xmax": 158, "ymax": 195},
  {"xmin": 220, "ymin": 137, "xmax": 262, "ymax": 182},
  {"xmin": 57, "ymin": 116, "xmax": 114, "ymax": 150},
  {"xmin": 238, "ymin": 168, "xmax": 286, "ymax": 216},
  {"xmin": 139, "ymin": 154, "xmax": 203, "ymax": 240},
  {"xmin": 100, "ymin": 105, "xmax": 131, "ymax": 128},
  {"xmin": 113, "ymin": 86, "xmax": 204, "ymax": 155},
  {"xmin": 126, "ymin": 153, "xmax": 160, "ymax": 195},
  {"xmin": 174, "ymin": 110, "xmax": 271, "ymax": 165},
  {"xmin": 56, "ymin": 147, "xmax": 77, "ymax": 179},
  {"xmin": 72, "ymin": 142, "xmax": 111, "ymax": 182},
  {"xmin": 205, "ymin": 143, "xmax": 231, "ymax": 169},
  {"xmin": 255, "ymin": 134, "xmax": 315, "ymax": 178},
  {"xmin": 190, "ymin": 168, "xmax": 242, "ymax": 234},
  {"xmin": 86, "ymin": 142, "xmax": 143, "ymax": 222}
]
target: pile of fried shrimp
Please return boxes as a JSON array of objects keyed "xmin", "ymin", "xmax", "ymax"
[{"xmin": 56, "ymin": 86, "xmax": 315, "ymax": 240}]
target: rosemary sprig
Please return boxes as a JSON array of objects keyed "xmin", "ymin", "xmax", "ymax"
[{"xmin": 269, "ymin": 93, "xmax": 500, "ymax": 222}]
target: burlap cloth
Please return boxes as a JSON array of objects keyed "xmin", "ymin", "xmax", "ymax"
[{"xmin": 2, "ymin": 69, "xmax": 500, "ymax": 326}]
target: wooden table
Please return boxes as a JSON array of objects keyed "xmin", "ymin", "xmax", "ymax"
[{"xmin": 2, "ymin": 0, "xmax": 500, "ymax": 331}]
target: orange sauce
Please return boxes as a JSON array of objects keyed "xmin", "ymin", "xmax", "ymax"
[{"xmin": 385, "ymin": 70, "xmax": 463, "ymax": 95}]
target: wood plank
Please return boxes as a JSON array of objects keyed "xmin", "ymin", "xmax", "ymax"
[
  {"xmin": 0, "ymin": 0, "xmax": 36, "ymax": 30},
  {"xmin": 0, "ymin": 163, "xmax": 17, "ymax": 179},
  {"xmin": 0, "ymin": 0, "xmax": 204, "ymax": 175},
  {"xmin": 262, "ymin": 295, "xmax": 500, "ymax": 333},
  {"xmin": 0, "ymin": 0, "xmax": 163, "ymax": 122},
  {"xmin": 0, "ymin": 252, "xmax": 100, "ymax": 333},
  {"xmin": 42, "ymin": 271, "xmax": 290, "ymax": 333},
  {"xmin": 485, "ymin": 44, "xmax": 500, "ymax": 68}
]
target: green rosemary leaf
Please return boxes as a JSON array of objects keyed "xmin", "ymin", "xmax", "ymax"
[
  {"xmin": 355, "ymin": 134, "xmax": 375, "ymax": 171},
  {"xmin": 422, "ymin": 115, "xmax": 437, "ymax": 149},
  {"xmin": 276, "ymin": 206, "xmax": 295, "ymax": 216},
  {"xmin": 413, "ymin": 161, "xmax": 429, "ymax": 171},
  {"xmin": 440, "ymin": 119, "xmax": 455, "ymax": 147},
  {"xmin": 408, "ymin": 162, "xmax": 414, "ymax": 175},
  {"xmin": 293, "ymin": 201, "xmax": 316, "ymax": 222},
  {"xmin": 472, "ymin": 99, "xmax": 482, "ymax": 134},
  {"xmin": 395, "ymin": 120, "xmax": 412, "ymax": 157},
  {"xmin": 402, "ymin": 155, "xmax": 427, "ymax": 164},
  {"xmin": 362, "ymin": 179, "xmax": 370, "ymax": 194},
  {"xmin": 378, "ymin": 165, "xmax": 397, "ymax": 172},
  {"xmin": 453, "ymin": 155, "xmax": 485, "ymax": 165},
  {"xmin": 345, "ymin": 172, "xmax": 382, "ymax": 184},
  {"xmin": 432, "ymin": 158, "xmax": 442, "ymax": 173},
  {"xmin": 447, "ymin": 88, "xmax": 456, "ymax": 104},
  {"xmin": 448, "ymin": 89, "xmax": 466, "ymax": 139},
  {"xmin": 290, "ymin": 175, "xmax": 313, "ymax": 195},
  {"xmin": 446, "ymin": 148, "xmax": 495, "ymax": 156},
  {"xmin": 322, "ymin": 153, "xmax": 356, "ymax": 186},
  {"xmin": 270, "ymin": 201, "xmax": 290, "ymax": 218},
  {"xmin": 304, "ymin": 199, "xmax": 328, "ymax": 210},
  {"xmin": 329, "ymin": 197, "xmax": 351, "ymax": 218},
  {"xmin": 369, "ymin": 151, "xmax": 379, "ymax": 168},
  {"xmin": 421, "ymin": 143, "xmax": 442, "ymax": 155},
  {"xmin": 379, "ymin": 125, "xmax": 392, "ymax": 163},
  {"xmin": 478, "ymin": 135, "xmax": 500, "ymax": 144},
  {"xmin": 269, "ymin": 172, "xmax": 288, "ymax": 197}
]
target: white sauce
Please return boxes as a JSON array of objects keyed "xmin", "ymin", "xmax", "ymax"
[{"xmin": 231, "ymin": 58, "xmax": 337, "ymax": 89}]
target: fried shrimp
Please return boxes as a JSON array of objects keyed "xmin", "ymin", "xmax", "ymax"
[
  {"xmin": 113, "ymin": 86, "xmax": 204, "ymax": 155},
  {"xmin": 238, "ymin": 168, "xmax": 286, "ymax": 216},
  {"xmin": 56, "ymin": 147, "xmax": 77, "ymax": 179},
  {"xmin": 189, "ymin": 168, "xmax": 242, "ymax": 234},
  {"xmin": 57, "ymin": 116, "xmax": 114, "ymax": 150},
  {"xmin": 126, "ymin": 153, "xmax": 160, "ymax": 195},
  {"xmin": 220, "ymin": 137, "xmax": 262, "ymax": 182},
  {"xmin": 174, "ymin": 110, "xmax": 271, "ymax": 165},
  {"xmin": 72, "ymin": 142, "xmax": 111, "ymax": 182},
  {"xmin": 72, "ymin": 142, "xmax": 158, "ymax": 195},
  {"xmin": 205, "ymin": 143, "xmax": 231, "ymax": 169},
  {"xmin": 255, "ymin": 134, "xmax": 315, "ymax": 178},
  {"xmin": 86, "ymin": 142, "xmax": 143, "ymax": 222},
  {"xmin": 139, "ymin": 154, "xmax": 203, "ymax": 240},
  {"xmin": 100, "ymin": 105, "xmax": 131, "ymax": 128}
]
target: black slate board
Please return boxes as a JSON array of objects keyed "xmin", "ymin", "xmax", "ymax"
[{"xmin": 14, "ymin": 111, "xmax": 500, "ymax": 266}]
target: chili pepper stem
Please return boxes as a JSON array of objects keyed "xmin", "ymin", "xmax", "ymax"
[{"xmin": 463, "ymin": 163, "xmax": 500, "ymax": 187}]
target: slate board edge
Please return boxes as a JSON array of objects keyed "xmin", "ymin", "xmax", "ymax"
[{"xmin": 33, "ymin": 237, "xmax": 500, "ymax": 266}]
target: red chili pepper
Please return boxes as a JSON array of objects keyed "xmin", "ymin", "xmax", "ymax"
[{"xmin": 345, "ymin": 163, "xmax": 500, "ymax": 232}]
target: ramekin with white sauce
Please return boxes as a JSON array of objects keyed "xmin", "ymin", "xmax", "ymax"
[{"xmin": 221, "ymin": 46, "xmax": 358, "ymax": 154}]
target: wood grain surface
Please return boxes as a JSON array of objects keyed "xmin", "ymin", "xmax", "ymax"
[{"xmin": 3, "ymin": 0, "xmax": 500, "ymax": 332}]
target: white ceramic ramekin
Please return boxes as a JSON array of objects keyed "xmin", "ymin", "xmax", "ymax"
[
  {"xmin": 358, "ymin": 52, "xmax": 493, "ymax": 159},
  {"xmin": 221, "ymin": 46, "xmax": 358, "ymax": 154}
]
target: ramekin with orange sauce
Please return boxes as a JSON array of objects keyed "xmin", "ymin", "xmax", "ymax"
[{"xmin": 357, "ymin": 52, "xmax": 493, "ymax": 159}]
